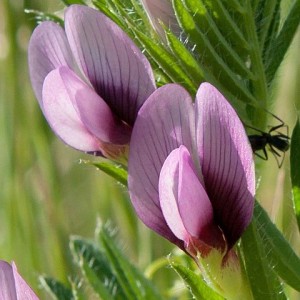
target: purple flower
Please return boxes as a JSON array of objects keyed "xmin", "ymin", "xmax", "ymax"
[
  {"xmin": 0, "ymin": 261, "xmax": 39, "ymax": 300},
  {"xmin": 141, "ymin": 0, "xmax": 180, "ymax": 37},
  {"xmin": 128, "ymin": 82, "xmax": 255, "ymax": 257},
  {"xmin": 28, "ymin": 5, "xmax": 156, "ymax": 162}
]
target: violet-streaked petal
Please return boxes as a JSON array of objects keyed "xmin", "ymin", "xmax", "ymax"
[
  {"xmin": 42, "ymin": 67, "xmax": 100, "ymax": 152},
  {"xmin": 57, "ymin": 66, "xmax": 131, "ymax": 145},
  {"xmin": 196, "ymin": 82, "xmax": 255, "ymax": 248},
  {"xmin": 64, "ymin": 5, "xmax": 156, "ymax": 125},
  {"xmin": 12, "ymin": 263, "xmax": 39, "ymax": 300},
  {"xmin": 28, "ymin": 21, "xmax": 74, "ymax": 107},
  {"xmin": 141, "ymin": 0, "xmax": 180, "ymax": 37},
  {"xmin": 128, "ymin": 84, "xmax": 195, "ymax": 248}
]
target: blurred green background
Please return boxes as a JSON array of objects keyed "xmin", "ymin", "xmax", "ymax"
[{"xmin": 0, "ymin": 0, "xmax": 299, "ymax": 298}]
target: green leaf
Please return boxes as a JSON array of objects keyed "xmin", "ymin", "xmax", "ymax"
[
  {"xmin": 24, "ymin": 9, "xmax": 63, "ymax": 26},
  {"xmin": 290, "ymin": 117, "xmax": 300, "ymax": 230},
  {"xmin": 82, "ymin": 159, "xmax": 128, "ymax": 187},
  {"xmin": 98, "ymin": 225, "xmax": 164, "ymax": 300},
  {"xmin": 241, "ymin": 208, "xmax": 287, "ymax": 300},
  {"xmin": 71, "ymin": 237, "xmax": 126, "ymax": 299},
  {"xmin": 40, "ymin": 277, "xmax": 74, "ymax": 300},
  {"xmin": 265, "ymin": 0, "xmax": 300, "ymax": 83},
  {"xmin": 169, "ymin": 261, "xmax": 224, "ymax": 300},
  {"xmin": 134, "ymin": 30, "xmax": 197, "ymax": 94},
  {"xmin": 165, "ymin": 29, "xmax": 205, "ymax": 86},
  {"xmin": 173, "ymin": 0, "xmax": 257, "ymax": 105},
  {"xmin": 93, "ymin": 0, "xmax": 151, "ymax": 35},
  {"xmin": 255, "ymin": 0, "xmax": 280, "ymax": 49},
  {"xmin": 182, "ymin": 0, "xmax": 252, "ymax": 78},
  {"xmin": 254, "ymin": 201, "xmax": 300, "ymax": 291}
]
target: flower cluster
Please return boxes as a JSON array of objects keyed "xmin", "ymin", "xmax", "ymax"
[
  {"xmin": 28, "ymin": 4, "xmax": 255, "ymax": 295},
  {"xmin": 128, "ymin": 82, "xmax": 255, "ymax": 257}
]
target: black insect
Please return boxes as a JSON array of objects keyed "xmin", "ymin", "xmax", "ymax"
[{"xmin": 247, "ymin": 114, "xmax": 290, "ymax": 167}]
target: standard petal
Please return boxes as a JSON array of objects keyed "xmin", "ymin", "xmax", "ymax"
[
  {"xmin": 196, "ymin": 82, "xmax": 255, "ymax": 248},
  {"xmin": 42, "ymin": 67, "xmax": 101, "ymax": 152},
  {"xmin": 64, "ymin": 5, "xmax": 156, "ymax": 125},
  {"xmin": 141, "ymin": 0, "xmax": 180, "ymax": 37},
  {"xmin": 12, "ymin": 263, "xmax": 39, "ymax": 300},
  {"xmin": 0, "ymin": 261, "xmax": 17, "ymax": 300},
  {"xmin": 128, "ymin": 84, "xmax": 195, "ymax": 247},
  {"xmin": 28, "ymin": 21, "xmax": 74, "ymax": 107}
]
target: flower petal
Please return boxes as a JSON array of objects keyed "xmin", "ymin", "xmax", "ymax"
[
  {"xmin": 177, "ymin": 146, "xmax": 223, "ymax": 248},
  {"xmin": 159, "ymin": 145, "xmax": 217, "ymax": 242},
  {"xmin": 128, "ymin": 84, "xmax": 195, "ymax": 247},
  {"xmin": 12, "ymin": 263, "xmax": 39, "ymax": 300},
  {"xmin": 0, "ymin": 261, "xmax": 38, "ymax": 300},
  {"xmin": 56, "ymin": 67, "xmax": 132, "ymax": 145},
  {"xmin": 28, "ymin": 21, "xmax": 74, "ymax": 107},
  {"xmin": 42, "ymin": 67, "xmax": 100, "ymax": 152},
  {"xmin": 196, "ymin": 83, "xmax": 255, "ymax": 248},
  {"xmin": 158, "ymin": 147, "xmax": 189, "ymax": 242},
  {"xmin": 64, "ymin": 5, "xmax": 156, "ymax": 125},
  {"xmin": 0, "ymin": 261, "xmax": 17, "ymax": 300}
]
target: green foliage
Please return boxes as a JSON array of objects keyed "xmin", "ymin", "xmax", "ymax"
[
  {"xmin": 47, "ymin": 226, "xmax": 166, "ymax": 300},
  {"xmin": 291, "ymin": 117, "xmax": 300, "ymax": 230},
  {"xmin": 242, "ymin": 207, "xmax": 287, "ymax": 300},
  {"xmin": 264, "ymin": 0, "xmax": 300, "ymax": 83},
  {"xmin": 97, "ymin": 225, "xmax": 164, "ymax": 300},
  {"xmin": 71, "ymin": 237, "xmax": 127, "ymax": 299},
  {"xmin": 252, "ymin": 202, "xmax": 300, "ymax": 292}
]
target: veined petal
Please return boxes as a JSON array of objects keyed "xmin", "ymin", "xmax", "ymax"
[
  {"xmin": 64, "ymin": 5, "xmax": 156, "ymax": 125},
  {"xmin": 0, "ymin": 261, "xmax": 38, "ymax": 300},
  {"xmin": 128, "ymin": 84, "xmax": 195, "ymax": 247},
  {"xmin": 141, "ymin": 0, "xmax": 180, "ymax": 37},
  {"xmin": 28, "ymin": 21, "xmax": 74, "ymax": 107},
  {"xmin": 42, "ymin": 67, "xmax": 100, "ymax": 152},
  {"xmin": 196, "ymin": 83, "xmax": 255, "ymax": 248}
]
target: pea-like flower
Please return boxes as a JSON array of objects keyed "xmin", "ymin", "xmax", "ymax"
[
  {"xmin": 28, "ymin": 5, "xmax": 156, "ymax": 162},
  {"xmin": 0, "ymin": 261, "xmax": 38, "ymax": 300},
  {"xmin": 128, "ymin": 83, "xmax": 254, "ymax": 251},
  {"xmin": 128, "ymin": 83, "xmax": 255, "ymax": 297}
]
